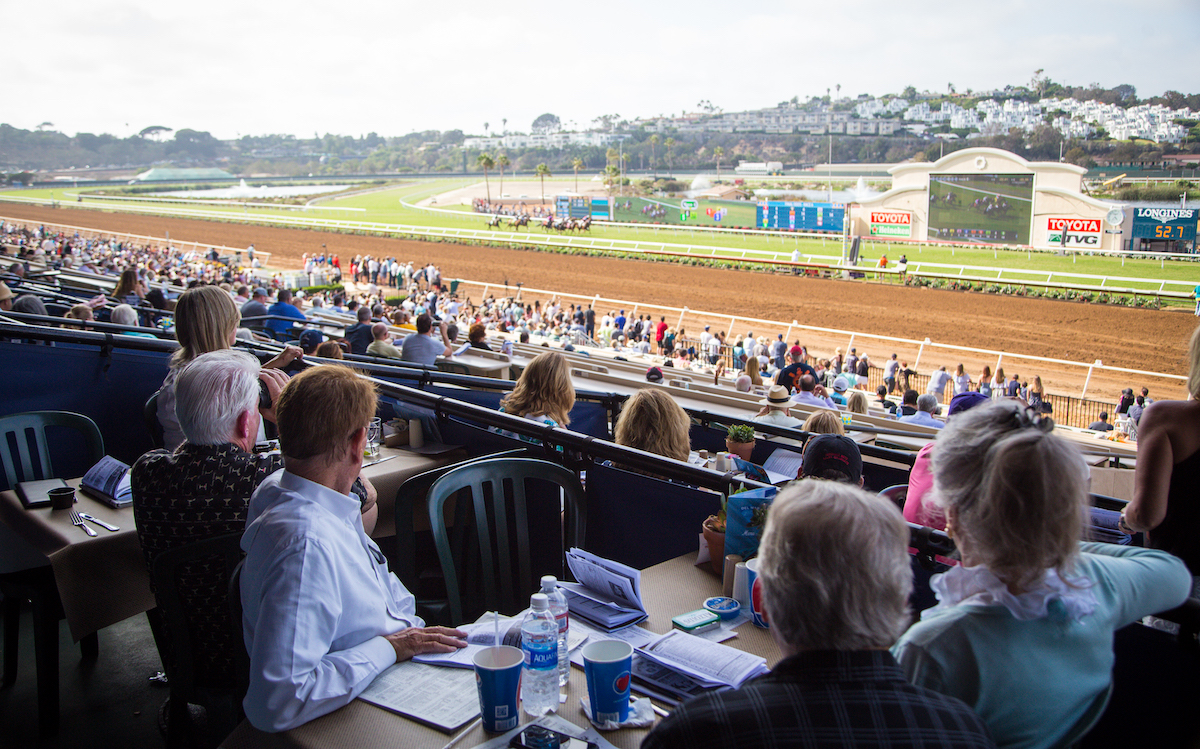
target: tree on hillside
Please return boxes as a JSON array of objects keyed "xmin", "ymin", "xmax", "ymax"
[
  {"xmin": 571, "ymin": 157, "xmax": 583, "ymax": 193},
  {"xmin": 535, "ymin": 163, "xmax": 551, "ymax": 204},
  {"xmin": 37, "ymin": 122, "xmax": 54, "ymax": 132},
  {"xmin": 665, "ymin": 137, "xmax": 676, "ymax": 177},
  {"xmin": 713, "ymin": 146, "xmax": 724, "ymax": 181},
  {"xmin": 477, "ymin": 152, "xmax": 494, "ymax": 202},
  {"xmin": 532, "ymin": 113, "xmax": 562, "ymax": 134},
  {"xmin": 496, "ymin": 153, "xmax": 511, "ymax": 196},
  {"xmin": 649, "ymin": 134, "xmax": 660, "ymax": 177},
  {"xmin": 168, "ymin": 129, "xmax": 219, "ymax": 160},
  {"xmin": 139, "ymin": 125, "xmax": 172, "ymax": 141}
]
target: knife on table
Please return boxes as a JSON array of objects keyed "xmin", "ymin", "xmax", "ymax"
[{"xmin": 78, "ymin": 513, "xmax": 120, "ymax": 532}]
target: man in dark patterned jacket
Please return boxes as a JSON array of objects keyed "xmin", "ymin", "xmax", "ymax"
[
  {"xmin": 641, "ymin": 481, "xmax": 995, "ymax": 749},
  {"xmin": 132, "ymin": 349, "xmax": 376, "ymax": 687}
]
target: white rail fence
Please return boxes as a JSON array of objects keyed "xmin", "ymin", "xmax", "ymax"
[{"xmin": 446, "ymin": 277, "xmax": 1187, "ymax": 399}]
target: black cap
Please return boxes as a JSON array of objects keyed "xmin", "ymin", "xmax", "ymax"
[{"xmin": 802, "ymin": 434, "xmax": 863, "ymax": 484}]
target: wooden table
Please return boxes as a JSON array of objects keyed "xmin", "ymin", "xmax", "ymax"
[
  {"xmin": 219, "ymin": 553, "xmax": 779, "ymax": 749},
  {"xmin": 0, "ymin": 480, "xmax": 152, "ymax": 642}
]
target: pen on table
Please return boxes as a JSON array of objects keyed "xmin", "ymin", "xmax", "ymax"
[{"xmin": 440, "ymin": 716, "xmax": 481, "ymax": 749}]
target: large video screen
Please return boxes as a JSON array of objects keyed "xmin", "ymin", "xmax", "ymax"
[{"xmin": 927, "ymin": 174, "xmax": 1033, "ymax": 244}]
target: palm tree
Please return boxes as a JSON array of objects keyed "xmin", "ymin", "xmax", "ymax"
[
  {"xmin": 649, "ymin": 134, "xmax": 660, "ymax": 177},
  {"xmin": 571, "ymin": 157, "xmax": 584, "ymax": 193},
  {"xmin": 665, "ymin": 138, "xmax": 676, "ymax": 177},
  {"xmin": 496, "ymin": 153, "xmax": 511, "ymax": 197},
  {"xmin": 713, "ymin": 146, "xmax": 725, "ymax": 182},
  {"xmin": 535, "ymin": 163, "xmax": 552, "ymax": 204},
  {"xmin": 603, "ymin": 165, "xmax": 620, "ymax": 196},
  {"xmin": 477, "ymin": 152, "xmax": 494, "ymax": 203}
]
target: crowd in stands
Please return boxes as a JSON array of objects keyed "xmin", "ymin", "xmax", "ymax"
[{"xmin": 5, "ymin": 219, "xmax": 1198, "ymax": 746}]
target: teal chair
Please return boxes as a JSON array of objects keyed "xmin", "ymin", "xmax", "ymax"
[
  {"xmin": 0, "ymin": 411, "xmax": 105, "ymax": 489},
  {"xmin": 426, "ymin": 458, "xmax": 585, "ymax": 624},
  {"xmin": 0, "ymin": 410, "xmax": 105, "ymax": 735}
]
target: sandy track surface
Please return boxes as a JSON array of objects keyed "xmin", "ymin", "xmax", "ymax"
[{"xmin": 5, "ymin": 203, "xmax": 1194, "ymax": 401}]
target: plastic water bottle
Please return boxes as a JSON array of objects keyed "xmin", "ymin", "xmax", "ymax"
[
  {"xmin": 541, "ymin": 575, "xmax": 570, "ymax": 686},
  {"xmin": 521, "ymin": 593, "xmax": 559, "ymax": 716}
]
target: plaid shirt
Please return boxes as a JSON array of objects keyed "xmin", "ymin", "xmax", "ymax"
[
  {"xmin": 641, "ymin": 649, "xmax": 995, "ymax": 749},
  {"xmin": 132, "ymin": 443, "xmax": 285, "ymax": 688}
]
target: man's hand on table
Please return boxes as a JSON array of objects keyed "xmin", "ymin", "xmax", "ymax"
[{"xmin": 386, "ymin": 626, "xmax": 468, "ymax": 662}]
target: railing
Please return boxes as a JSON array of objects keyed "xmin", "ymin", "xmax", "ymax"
[
  {"xmin": 445, "ymin": 277, "xmax": 1187, "ymax": 404},
  {"xmin": 3, "ymin": 195, "xmax": 1191, "ymax": 302}
]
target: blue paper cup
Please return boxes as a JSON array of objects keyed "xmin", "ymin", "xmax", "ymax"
[
  {"xmin": 473, "ymin": 645, "xmax": 523, "ymax": 732},
  {"xmin": 745, "ymin": 557, "xmax": 770, "ymax": 629},
  {"xmin": 582, "ymin": 640, "xmax": 633, "ymax": 724}
]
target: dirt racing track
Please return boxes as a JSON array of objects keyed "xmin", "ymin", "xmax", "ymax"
[{"xmin": 5, "ymin": 204, "xmax": 1196, "ymax": 401}]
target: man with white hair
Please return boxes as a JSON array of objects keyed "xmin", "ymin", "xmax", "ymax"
[
  {"xmin": 642, "ymin": 481, "xmax": 995, "ymax": 749},
  {"xmin": 132, "ymin": 351, "xmax": 377, "ymax": 579},
  {"xmin": 899, "ymin": 393, "xmax": 945, "ymax": 429}
]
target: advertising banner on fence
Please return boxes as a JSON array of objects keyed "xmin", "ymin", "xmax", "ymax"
[
  {"xmin": 1045, "ymin": 217, "xmax": 1102, "ymax": 248},
  {"xmin": 869, "ymin": 211, "xmax": 912, "ymax": 238}
]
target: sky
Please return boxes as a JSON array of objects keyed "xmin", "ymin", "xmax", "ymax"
[{"xmin": 8, "ymin": 0, "xmax": 1200, "ymax": 141}]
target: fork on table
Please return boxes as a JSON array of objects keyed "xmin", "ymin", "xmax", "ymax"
[{"xmin": 71, "ymin": 509, "xmax": 97, "ymax": 537}]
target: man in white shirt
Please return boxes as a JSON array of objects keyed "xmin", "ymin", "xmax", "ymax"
[
  {"xmin": 753, "ymin": 385, "xmax": 803, "ymax": 429},
  {"xmin": 240, "ymin": 367, "xmax": 466, "ymax": 732},
  {"xmin": 898, "ymin": 394, "xmax": 944, "ymax": 430}
]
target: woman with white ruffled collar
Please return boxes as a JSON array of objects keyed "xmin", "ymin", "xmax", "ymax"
[{"xmin": 892, "ymin": 400, "xmax": 1191, "ymax": 749}]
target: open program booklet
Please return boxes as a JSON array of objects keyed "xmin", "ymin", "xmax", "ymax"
[
  {"xmin": 559, "ymin": 548, "xmax": 646, "ymax": 631},
  {"xmin": 569, "ymin": 620, "xmax": 769, "ymax": 706},
  {"xmin": 413, "ymin": 611, "xmax": 589, "ymax": 669}
]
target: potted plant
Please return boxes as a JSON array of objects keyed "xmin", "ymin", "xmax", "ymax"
[
  {"xmin": 702, "ymin": 502, "xmax": 726, "ymax": 575},
  {"xmin": 725, "ymin": 424, "xmax": 756, "ymax": 461}
]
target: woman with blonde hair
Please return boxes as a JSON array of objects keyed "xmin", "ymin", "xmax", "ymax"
[
  {"xmin": 157, "ymin": 285, "xmax": 300, "ymax": 449},
  {"xmin": 990, "ymin": 366, "xmax": 1005, "ymax": 399},
  {"xmin": 614, "ymin": 389, "xmax": 691, "ymax": 463},
  {"xmin": 978, "ymin": 365, "xmax": 993, "ymax": 398},
  {"xmin": 64, "ymin": 304, "xmax": 94, "ymax": 323},
  {"xmin": 499, "ymin": 351, "xmax": 574, "ymax": 428},
  {"xmin": 846, "ymin": 390, "xmax": 868, "ymax": 415},
  {"xmin": 953, "ymin": 364, "xmax": 972, "ymax": 396},
  {"xmin": 803, "ymin": 409, "xmax": 845, "ymax": 435},
  {"xmin": 893, "ymin": 400, "xmax": 1190, "ymax": 748}
]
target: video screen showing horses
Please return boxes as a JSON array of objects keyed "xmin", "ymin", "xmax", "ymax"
[{"xmin": 927, "ymin": 174, "xmax": 1033, "ymax": 245}]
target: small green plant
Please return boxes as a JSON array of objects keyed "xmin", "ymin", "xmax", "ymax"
[{"xmin": 727, "ymin": 424, "xmax": 755, "ymax": 444}]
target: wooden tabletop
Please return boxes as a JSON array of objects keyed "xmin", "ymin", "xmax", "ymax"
[
  {"xmin": 0, "ymin": 480, "xmax": 153, "ymax": 641},
  {"xmin": 220, "ymin": 553, "xmax": 779, "ymax": 749}
]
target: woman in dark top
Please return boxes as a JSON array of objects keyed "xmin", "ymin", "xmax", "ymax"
[{"xmin": 1125, "ymin": 325, "xmax": 1200, "ymax": 587}]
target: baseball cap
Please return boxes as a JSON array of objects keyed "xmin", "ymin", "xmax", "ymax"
[
  {"xmin": 789, "ymin": 345, "xmax": 803, "ymax": 356},
  {"xmin": 801, "ymin": 434, "xmax": 863, "ymax": 484},
  {"xmin": 298, "ymin": 329, "xmax": 324, "ymax": 352},
  {"xmin": 253, "ymin": 287, "xmax": 268, "ymax": 298},
  {"xmin": 646, "ymin": 366, "xmax": 663, "ymax": 383},
  {"xmin": 833, "ymin": 376, "xmax": 849, "ymax": 393}
]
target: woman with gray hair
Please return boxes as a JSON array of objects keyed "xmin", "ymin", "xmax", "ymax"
[{"xmin": 892, "ymin": 400, "xmax": 1190, "ymax": 749}]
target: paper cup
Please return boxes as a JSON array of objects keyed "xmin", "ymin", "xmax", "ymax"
[
  {"xmin": 582, "ymin": 640, "xmax": 632, "ymax": 724},
  {"xmin": 745, "ymin": 557, "xmax": 770, "ymax": 629},
  {"xmin": 472, "ymin": 645, "xmax": 523, "ymax": 732},
  {"xmin": 48, "ymin": 486, "xmax": 76, "ymax": 510}
]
